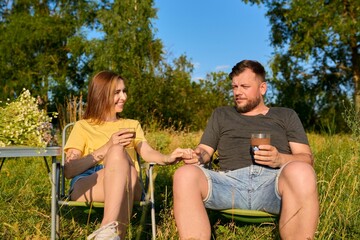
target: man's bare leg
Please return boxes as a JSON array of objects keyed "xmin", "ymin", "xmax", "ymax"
[
  {"xmin": 278, "ymin": 161, "xmax": 319, "ymax": 240},
  {"xmin": 173, "ymin": 165, "xmax": 210, "ymax": 240}
]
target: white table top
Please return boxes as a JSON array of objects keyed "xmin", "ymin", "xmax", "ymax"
[{"xmin": 0, "ymin": 146, "xmax": 61, "ymax": 158}]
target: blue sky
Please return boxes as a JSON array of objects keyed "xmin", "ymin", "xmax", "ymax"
[{"xmin": 153, "ymin": 0, "xmax": 273, "ymax": 80}]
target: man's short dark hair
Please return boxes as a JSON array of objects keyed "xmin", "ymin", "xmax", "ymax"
[{"xmin": 229, "ymin": 60, "xmax": 266, "ymax": 82}]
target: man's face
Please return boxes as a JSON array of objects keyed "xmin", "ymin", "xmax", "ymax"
[{"xmin": 231, "ymin": 68, "xmax": 266, "ymax": 113}]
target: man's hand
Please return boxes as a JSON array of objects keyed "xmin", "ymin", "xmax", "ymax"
[
  {"xmin": 253, "ymin": 144, "xmax": 281, "ymax": 168},
  {"xmin": 253, "ymin": 142, "xmax": 314, "ymax": 168}
]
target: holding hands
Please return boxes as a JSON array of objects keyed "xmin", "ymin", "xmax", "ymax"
[
  {"xmin": 161, "ymin": 148, "xmax": 197, "ymax": 165},
  {"xmin": 181, "ymin": 148, "xmax": 200, "ymax": 165},
  {"xmin": 160, "ymin": 148, "xmax": 201, "ymax": 166},
  {"xmin": 169, "ymin": 145, "xmax": 283, "ymax": 169}
]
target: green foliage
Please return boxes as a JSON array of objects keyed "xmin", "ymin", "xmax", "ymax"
[
  {"xmin": 0, "ymin": 0, "xmax": 231, "ymax": 131},
  {"xmin": 342, "ymin": 101, "xmax": 360, "ymax": 140},
  {"xmin": 0, "ymin": 0, "xmax": 95, "ymax": 107},
  {"xmin": 308, "ymin": 133, "xmax": 360, "ymax": 239},
  {"xmin": 268, "ymin": 53, "xmax": 352, "ymax": 132},
  {"xmin": 1, "ymin": 0, "xmax": 360, "ymax": 133},
  {"xmin": 243, "ymin": 0, "xmax": 360, "ymax": 133},
  {"xmin": 0, "ymin": 89, "xmax": 57, "ymax": 147}
]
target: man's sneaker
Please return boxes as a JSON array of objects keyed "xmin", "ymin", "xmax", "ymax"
[{"xmin": 87, "ymin": 221, "xmax": 120, "ymax": 240}]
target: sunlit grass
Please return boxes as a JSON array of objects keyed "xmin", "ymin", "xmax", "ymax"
[{"xmin": 0, "ymin": 132, "xmax": 359, "ymax": 239}]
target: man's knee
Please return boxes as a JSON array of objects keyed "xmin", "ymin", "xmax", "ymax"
[
  {"xmin": 173, "ymin": 165, "xmax": 206, "ymax": 193},
  {"xmin": 174, "ymin": 165, "xmax": 200, "ymax": 184},
  {"xmin": 278, "ymin": 161, "xmax": 317, "ymax": 195}
]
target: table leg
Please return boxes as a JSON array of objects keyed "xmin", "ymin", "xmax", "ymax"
[
  {"xmin": 0, "ymin": 158, "xmax": 5, "ymax": 172},
  {"xmin": 51, "ymin": 156, "xmax": 57, "ymax": 240}
]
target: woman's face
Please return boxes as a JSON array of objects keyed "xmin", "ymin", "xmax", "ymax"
[{"xmin": 113, "ymin": 79, "xmax": 127, "ymax": 113}]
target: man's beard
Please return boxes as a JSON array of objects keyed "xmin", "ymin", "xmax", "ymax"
[{"xmin": 235, "ymin": 95, "xmax": 261, "ymax": 113}]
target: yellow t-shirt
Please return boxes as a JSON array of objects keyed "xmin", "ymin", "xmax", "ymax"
[{"xmin": 64, "ymin": 119, "xmax": 146, "ymax": 172}]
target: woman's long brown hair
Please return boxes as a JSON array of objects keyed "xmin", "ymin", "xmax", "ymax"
[{"xmin": 83, "ymin": 71, "xmax": 124, "ymax": 124}]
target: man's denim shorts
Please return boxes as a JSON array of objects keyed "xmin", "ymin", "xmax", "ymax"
[
  {"xmin": 69, "ymin": 164, "xmax": 104, "ymax": 191},
  {"xmin": 199, "ymin": 164, "xmax": 281, "ymax": 214}
]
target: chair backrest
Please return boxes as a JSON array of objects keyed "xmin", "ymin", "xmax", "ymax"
[{"xmin": 61, "ymin": 122, "xmax": 75, "ymax": 166}]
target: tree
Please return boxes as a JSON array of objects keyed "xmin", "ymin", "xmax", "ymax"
[
  {"xmin": 0, "ymin": 0, "xmax": 230, "ymax": 131},
  {"xmin": 0, "ymin": 0, "xmax": 96, "ymax": 108},
  {"xmin": 86, "ymin": 1, "xmax": 227, "ymax": 130},
  {"xmin": 243, "ymin": 0, "xmax": 360, "ymax": 132}
]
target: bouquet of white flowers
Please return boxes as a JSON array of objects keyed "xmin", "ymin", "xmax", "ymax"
[{"xmin": 0, "ymin": 89, "xmax": 58, "ymax": 147}]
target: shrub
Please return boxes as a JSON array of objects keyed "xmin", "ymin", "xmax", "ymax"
[
  {"xmin": 0, "ymin": 89, "xmax": 57, "ymax": 147},
  {"xmin": 342, "ymin": 101, "xmax": 360, "ymax": 140}
]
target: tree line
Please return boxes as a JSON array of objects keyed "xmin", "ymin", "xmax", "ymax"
[{"xmin": 1, "ymin": 0, "xmax": 359, "ymax": 133}]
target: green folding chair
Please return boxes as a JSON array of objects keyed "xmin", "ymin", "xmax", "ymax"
[
  {"xmin": 51, "ymin": 122, "xmax": 156, "ymax": 239},
  {"xmin": 218, "ymin": 209, "xmax": 278, "ymax": 224}
]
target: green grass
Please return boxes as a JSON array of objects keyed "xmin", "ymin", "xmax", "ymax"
[{"xmin": 0, "ymin": 131, "xmax": 359, "ymax": 239}]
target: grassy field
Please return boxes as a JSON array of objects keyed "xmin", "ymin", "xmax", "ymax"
[{"xmin": 0, "ymin": 131, "xmax": 359, "ymax": 239}]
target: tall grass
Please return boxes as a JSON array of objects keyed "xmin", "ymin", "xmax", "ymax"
[{"xmin": 0, "ymin": 131, "xmax": 359, "ymax": 239}]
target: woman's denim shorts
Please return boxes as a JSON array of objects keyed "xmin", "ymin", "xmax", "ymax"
[
  {"xmin": 199, "ymin": 164, "xmax": 282, "ymax": 214},
  {"xmin": 69, "ymin": 164, "xmax": 104, "ymax": 191}
]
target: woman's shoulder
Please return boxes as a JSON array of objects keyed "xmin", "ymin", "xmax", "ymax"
[
  {"xmin": 74, "ymin": 119, "xmax": 91, "ymax": 127},
  {"xmin": 118, "ymin": 118, "xmax": 141, "ymax": 126}
]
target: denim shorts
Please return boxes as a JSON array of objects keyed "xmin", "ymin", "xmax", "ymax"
[
  {"xmin": 199, "ymin": 164, "xmax": 281, "ymax": 214},
  {"xmin": 69, "ymin": 164, "xmax": 104, "ymax": 191}
]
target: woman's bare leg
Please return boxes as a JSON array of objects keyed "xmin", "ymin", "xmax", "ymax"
[{"xmin": 71, "ymin": 145, "xmax": 141, "ymax": 239}]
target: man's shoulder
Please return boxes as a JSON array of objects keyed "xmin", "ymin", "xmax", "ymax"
[
  {"xmin": 269, "ymin": 107, "xmax": 297, "ymax": 115},
  {"xmin": 214, "ymin": 106, "xmax": 235, "ymax": 113}
]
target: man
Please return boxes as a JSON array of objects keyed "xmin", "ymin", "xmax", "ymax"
[{"xmin": 174, "ymin": 60, "xmax": 319, "ymax": 240}]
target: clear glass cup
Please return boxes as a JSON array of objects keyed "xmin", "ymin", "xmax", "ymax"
[
  {"xmin": 250, "ymin": 133, "xmax": 271, "ymax": 152},
  {"xmin": 119, "ymin": 128, "xmax": 136, "ymax": 139}
]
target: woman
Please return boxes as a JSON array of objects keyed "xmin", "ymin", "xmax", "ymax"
[{"xmin": 64, "ymin": 71, "xmax": 185, "ymax": 240}]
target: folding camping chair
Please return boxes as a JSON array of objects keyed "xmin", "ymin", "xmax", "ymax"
[
  {"xmin": 51, "ymin": 122, "xmax": 156, "ymax": 239},
  {"xmin": 206, "ymin": 154, "xmax": 279, "ymax": 224}
]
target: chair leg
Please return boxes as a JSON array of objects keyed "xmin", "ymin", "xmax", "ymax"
[
  {"xmin": 51, "ymin": 161, "xmax": 61, "ymax": 239},
  {"xmin": 149, "ymin": 164, "xmax": 156, "ymax": 240}
]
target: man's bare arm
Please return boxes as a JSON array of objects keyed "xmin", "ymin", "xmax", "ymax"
[{"xmin": 194, "ymin": 144, "xmax": 215, "ymax": 165}]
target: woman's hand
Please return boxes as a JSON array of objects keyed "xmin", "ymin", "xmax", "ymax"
[
  {"xmin": 108, "ymin": 129, "xmax": 135, "ymax": 148},
  {"xmin": 163, "ymin": 148, "xmax": 192, "ymax": 165}
]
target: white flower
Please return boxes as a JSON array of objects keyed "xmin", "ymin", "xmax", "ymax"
[{"xmin": 0, "ymin": 89, "xmax": 57, "ymax": 147}]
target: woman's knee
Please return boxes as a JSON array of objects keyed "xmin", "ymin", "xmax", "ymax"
[{"xmin": 104, "ymin": 145, "xmax": 128, "ymax": 165}]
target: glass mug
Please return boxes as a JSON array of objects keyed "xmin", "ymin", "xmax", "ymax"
[
  {"xmin": 250, "ymin": 133, "xmax": 271, "ymax": 152},
  {"xmin": 119, "ymin": 128, "xmax": 136, "ymax": 139}
]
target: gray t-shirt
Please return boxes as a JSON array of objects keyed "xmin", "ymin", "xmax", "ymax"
[{"xmin": 200, "ymin": 106, "xmax": 309, "ymax": 171}]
